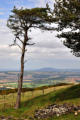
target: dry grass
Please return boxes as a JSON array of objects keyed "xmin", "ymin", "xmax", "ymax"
[{"xmin": 0, "ymin": 84, "xmax": 71, "ymax": 111}]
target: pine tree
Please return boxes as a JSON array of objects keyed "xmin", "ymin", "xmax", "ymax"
[
  {"xmin": 54, "ymin": 0, "xmax": 80, "ymax": 56},
  {"xmin": 7, "ymin": 6, "xmax": 54, "ymax": 108}
]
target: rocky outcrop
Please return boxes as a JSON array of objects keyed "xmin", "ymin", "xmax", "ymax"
[{"xmin": 34, "ymin": 104, "xmax": 80, "ymax": 119}]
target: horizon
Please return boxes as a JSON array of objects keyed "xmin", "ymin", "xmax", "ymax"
[{"xmin": 1, "ymin": 67, "xmax": 80, "ymax": 72}]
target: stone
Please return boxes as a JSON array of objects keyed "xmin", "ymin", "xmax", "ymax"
[
  {"xmin": 34, "ymin": 104, "xmax": 80, "ymax": 119},
  {"xmin": 74, "ymin": 111, "xmax": 78, "ymax": 116}
]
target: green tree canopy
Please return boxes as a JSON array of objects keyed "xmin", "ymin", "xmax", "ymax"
[
  {"xmin": 8, "ymin": 6, "xmax": 54, "ymax": 42},
  {"xmin": 54, "ymin": 0, "xmax": 80, "ymax": 57}
]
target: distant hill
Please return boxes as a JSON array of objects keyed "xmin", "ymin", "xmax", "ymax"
[
  {"xmin": 36, "ymin": 67, "xmax": 60, "ymax": 72},
  {"xmin": 35, "ymin": 68, "xmax": 80, "ymax": 72},
  {"xmin": 1, "ymin": 67, "xmax": 80, "ymax": 72}
]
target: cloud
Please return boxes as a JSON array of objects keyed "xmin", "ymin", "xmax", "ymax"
[
  {"xmin": 0, "ymin": 16, "xmax": 80, "ymax": 70},
  {"xmin": 0, "ymin": 19, "xmax": 76, "ymax": 59}
]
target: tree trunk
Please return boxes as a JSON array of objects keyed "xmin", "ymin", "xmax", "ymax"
[{"xmin": 15, "ymin": 31, "xmax": 28, "ymax": 109}]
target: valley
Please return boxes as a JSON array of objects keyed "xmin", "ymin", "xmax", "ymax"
[{"xmin": 0, "ymin": 68, "xmax": 80, "ymax": 89}]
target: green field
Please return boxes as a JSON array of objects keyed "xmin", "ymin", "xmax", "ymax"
[
  {"xmin": 1, "ymin": 82, "xmax": 66, "ymax": 89},
  {"xmin": 0, "ymin": 70, "xmax": 80, "ymax": 89},
  {"xmin": 0, "ymin": 84, "xmax": 80, "ymax": 119}
]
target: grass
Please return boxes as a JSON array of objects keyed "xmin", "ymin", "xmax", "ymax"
[
  {"xmin": 0, "ymin": 84, "xmax": 80, "ymax": 120},
  {"xmin": 0, "ymin": 84, "xmax": 70, "ymax": 110}
]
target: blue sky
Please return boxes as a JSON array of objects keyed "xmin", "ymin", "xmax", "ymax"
[
  {"xmin": 0, "ymin": 0, "xmax": 35, "ymax": 19},
  {"xmin": 0, "ymin": 0, "xmax": 80, "ymax": 70},
  {"xmin": 0, "ymin": 0, "xmax": 54, "ymax": 19}
]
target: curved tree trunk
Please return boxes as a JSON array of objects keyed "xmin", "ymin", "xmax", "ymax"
[{"xmin": 15, "ymin": 31, "xmax": 28, "ymax": 109}]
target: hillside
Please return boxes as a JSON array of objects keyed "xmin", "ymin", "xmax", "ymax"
[{"xmin": 0, "ymin": 84, "xmax": 80, "ymax": 120}]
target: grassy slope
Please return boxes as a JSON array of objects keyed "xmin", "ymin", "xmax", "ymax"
[
  {"xmin": 0, "ymin": 85, "xmax": 70, "ymax": 110},
  {"xmin": 0, "ymin": 84, "xmax": 80, "ymax": 120}
]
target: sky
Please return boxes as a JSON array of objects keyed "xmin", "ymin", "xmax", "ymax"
[{"xmin": 0, "ymin": 0, "xmax": 80, "ymax": 70}]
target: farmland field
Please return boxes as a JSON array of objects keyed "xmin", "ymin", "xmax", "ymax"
[{"xmin": 0, "ymin": 69, "xmax": 80, "ymax": 89}]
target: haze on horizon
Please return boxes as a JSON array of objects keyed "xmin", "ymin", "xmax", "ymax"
[{"xmin": 0, "ymin": 0, "xmax": 80, "ymax": 71}]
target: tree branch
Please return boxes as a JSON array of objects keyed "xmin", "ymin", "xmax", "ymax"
[
  {"xmin": 26, "ymin": 43, "xmax": 35, "ymax": 46},
  {"xmin": 31, "ymin": 25, "xmax": 57, "ymax": 31},
  {"xmin": 16, "ymin": 43, "xmax": 22, "ymax": 50},
  {"xmin": 16, "ymin": 36, "xmax": 24, "ymax": 44},
  {"xmin": 9, "ymin": 43, "xmax": 22, "ymax": 50}
]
